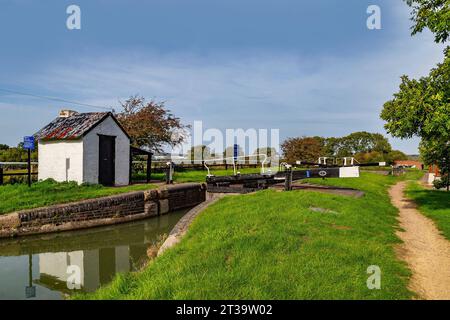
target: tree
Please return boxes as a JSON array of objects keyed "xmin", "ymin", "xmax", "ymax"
[
  {"xmin": 0, "ymin": 144, "xmax": 9, "ymax": 151},
  {"xmin": 322, "ymin": 137, "xmax": 342, "ymax": 157},
  {"xmin": 115, "ymin": 96, "xmax": 190, "ymax": 153},
  {"xmin": 340, "ymin": 132, "xmax": 392, "ymax": 155},
  {"xmin": 223, "ymin": 145, "xmax": 244, "ymax": 159},
  {"xmin": 382, "ymin": 1, "xmax": 450, "ymax": 189},
  {"xmin": 354, "ymin": 151, "xmax": 385, "ymax": 163},
  {"xmin": 386, "ymin": 150, "xmax": 409, "ymax": 162},
  {"xmin": 381, "ymin": 49, "xmax": 450, "ymax": 169},
  {"xmin": 189, "ymin": 145, "xmax": 211, "ymax": 163},
  {"xmin": 253, "ymin": 147, "xmax": 278, "ymax": 157},
  {"xmin": 281, "ymin": 137, "xmax": 324, "ymax": 163},
  {"xmin": 405, "ymin": 0, "xmax": 450, "ymax": 43}
]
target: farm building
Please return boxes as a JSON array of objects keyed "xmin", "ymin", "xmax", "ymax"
[
  {"xmin": 35, "ymin": 110, "xmax": 131, "ymax": 186},
  {"xmin": 394, "ymin": 160, "xmax": 424, "ymax": 170}
]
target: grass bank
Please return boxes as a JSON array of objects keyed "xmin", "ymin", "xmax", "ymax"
[
  {"xmin": 406, "ymin": 182, "xmax": 450, "ymax": 241},
  {"xmin": 78, "ymin": 172, "xmax": 421, "ymax": 300},
  {"xmin": 134, "ymin": 167, "xmax": 264, "ymax": 183},
  {"xmin": 0, "ymin": 180, "xmax": 157, "ymax": 215}
]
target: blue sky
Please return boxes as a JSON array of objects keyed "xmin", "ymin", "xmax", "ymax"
[{"xmin": 0, "ymin": 0, "xmax": 445, "ymax": 154}]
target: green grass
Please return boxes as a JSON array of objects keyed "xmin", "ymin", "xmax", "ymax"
[
  {"xmin": 135, "ymin": 167, "xmax": 265, "ymax": 183},
  {"xmin": 78, "ymin": 172, "xmax": 419, "ymax": 300},
  {"xmin": 0, "ymin": 180, "xmax": 157, "ymax": 215},
  {"xmin": 406, "ymin": 182, "xmax": 450, "ymax": 241}
]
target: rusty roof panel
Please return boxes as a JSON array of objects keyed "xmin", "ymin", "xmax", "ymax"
[{"xmin": 34, "ymin": 112, "xmax": 109, "ymax": 140}]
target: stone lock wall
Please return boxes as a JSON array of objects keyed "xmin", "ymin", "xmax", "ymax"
[
  {"xmin": 18, "ymin": 192, "xmax": 145, "ymax": 228},
  {"xmin": 0, "ymin": 183, "xmax": 206, "ymax": 238}
]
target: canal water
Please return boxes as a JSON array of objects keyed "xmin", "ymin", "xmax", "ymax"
[{"xmin": 0, "ymin": 210, "xmax": 188, "ymax": 300}]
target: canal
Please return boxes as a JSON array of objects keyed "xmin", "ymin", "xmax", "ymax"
[{"xmin": 0, "ymin": 210, "xmax": 188, "ymax": 300}]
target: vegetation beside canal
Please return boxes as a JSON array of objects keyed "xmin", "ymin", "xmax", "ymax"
[
  {"xmin": 0, "ymin": 179, "xmax": 157, "ymax": 215},
  {"xmin": 79, "ymin": 171, "xmax": 423, "ymax": 300},
  {"xmin": 406, "ymin": 182, "xmax": 450, "ymax": 241}
]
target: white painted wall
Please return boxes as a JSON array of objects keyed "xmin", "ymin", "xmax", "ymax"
[
  {"xmin": 83, "ymin": 116, "xmax": 130, "ymax": 186},
  {"xmin": 38, "ymin": 140, "xmax": 84, "ymax": 184},
  {"xmin": 339, "ymin": 166, "xmax": 360, "ymax": 178}
]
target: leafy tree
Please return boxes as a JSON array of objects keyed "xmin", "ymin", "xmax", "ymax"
[
  {"xmin": 405, "ymin": 0, "xmax": 450, "ymax": 43},
  {"xmin": 253, "ymin": 147, "xmax": 278, "ymax": 157},
  {"xmin": 419, "ymin": 139, "xmax": 450, "ymax": 177},
  {"xmin": 281, "ymin": 137, "xmax": 324, "ymax": 163},
  {"xmin": 386, "ymin": 150, "xmax": 409, "ymax": 162},
  {"xmin": 381, "ymin": 49, "xmax": 450, "ymax": 171},
  {"xmin": 116, "ymin": 96, "xmax": 190, "ymax": 153},
  {"xmin": 321, "ymin": 133, "xmax": 392, "ymax": 158},
  {"xmin": 322, "ymin": 137, "xmax": 343, "ymax": 157},
  {"xmin": 381, "ymin": 51, "xmax": 450, "ymax": 142},
  {"xmin": 189, "ymin": 145, "xmax": 211, "ymax": 163},
  {"xmin": 0, "ymin": 144, "xmax": 37, "ymax": 162},
  {"xmin": 340, "ymin": 132, "xmax": 392, "ymax": 155},
  {"xmin": 382, "ymin": 1, "xmax": 449, "ymax": 188},
  {"xmin": 354, "ymin": 151, "xmax": 385, "ymax": 163},
  {"xmin": 223, "ymin": 145, "xmax": 244, "ymax": 159},
  {"xmin": 0, "ymin": 144, "xmax": 9, "ymax": 151}
]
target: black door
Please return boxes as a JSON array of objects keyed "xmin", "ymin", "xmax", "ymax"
[{"xmin": 98, "ymin": 135, "xmax": 116, "ymax": 186}]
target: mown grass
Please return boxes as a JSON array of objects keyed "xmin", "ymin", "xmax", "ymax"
[
  {"xmin": 406, "ymin": 182, "xmax": 450, "ymax": 241},
  {"xmin": 134, "ymin": 167, "xmax": 265, "ymax": 183},
  {"xmin": 0, "ymin": 180, "xmax": 157, "ymax": 215},
  {"xmin": 77, "ymin": 172, "xmax": 420, "ymax": 300}
]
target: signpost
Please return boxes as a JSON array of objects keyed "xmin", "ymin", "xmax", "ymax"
[
  {"xmin": 233, "ymin": 144, "xmax": 239, "ymax": 175},
  {"xmin": 233, "ymin": 144, "xmax": 238, "ymax": 161},
  {"xmin": 23, "ymin": 136, "xmax": 35, "ymax": 187}
]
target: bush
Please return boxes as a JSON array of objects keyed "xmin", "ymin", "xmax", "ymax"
[{"xmin": 433, "ymin": 175, "xmax": 449, "ymax": 190}]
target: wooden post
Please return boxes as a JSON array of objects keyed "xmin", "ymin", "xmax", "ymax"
[
  {"xmin": 0, "ymin": 166, "xmax": 3, "ymax": 186},
  {"xmin": 146, "ymin": 154, "xmax": 152, "ymax": 183},
  {"xmin": 284, "ymin": 168, "xmax": 293, "ymax": 191},
  {"xmin": 27, "ymin": 149, "xmax": 31, "ymax": 187},
  {"xmin": 129, "ymin": 148, "xmax": 133, "ymax": 185}
]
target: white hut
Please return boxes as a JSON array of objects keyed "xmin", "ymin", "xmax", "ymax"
[{"xmin": 35, "ymin": 110, "xmax": 131, "ymax": 186}]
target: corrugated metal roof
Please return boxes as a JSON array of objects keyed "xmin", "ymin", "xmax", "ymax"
[{"xmin": 34, "ymin": 112, "xmax": 109, "ymax": 140}]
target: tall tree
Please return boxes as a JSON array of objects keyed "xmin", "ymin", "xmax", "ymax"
[
  {"xmin": 405, "ymin": 0, "xmax": 450, "ymax": 43},
  {"xmin": 382, "ymin": 1, "xmax": 450, "ymax": 188},
  {"xmin": 115, "ymin": 96, "xmax": 190, "ymax": 153},
  {"xmin": 380, "ymin": 49, "xmax": 450, "ymax": 168},
  {"xmin": 281, "ymin": 137, "xmax": 324, "ymax": 163}
]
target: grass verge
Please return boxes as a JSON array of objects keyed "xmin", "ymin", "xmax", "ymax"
[
  {"xmin": 0, "ymin": 180, "xmax": 157, "ymax": 215},
  {"xmin": 77, "ymin": 172, "xmax": 420, "ymax": 300},
  {"xmin": 406, "ymin": 182, "xmax": 450, "ymax": 241}
]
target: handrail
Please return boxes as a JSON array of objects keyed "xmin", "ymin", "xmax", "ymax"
[
  {"xmin": 0, "ymin": 162, "xmax": 38, "ymax": 165},
  {"xmin": 204, "ymin": 154, "xmax": 269, "ymax": 176}
]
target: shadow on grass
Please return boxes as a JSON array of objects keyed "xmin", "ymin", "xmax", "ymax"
[{"xmin": 408, "ymin": 189, "xmax": 450, "ymax": 211}]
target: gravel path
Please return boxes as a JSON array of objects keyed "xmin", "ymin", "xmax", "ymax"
[{"xmin": 390, "ymin": 182, "xmax": 450, "ymax": 300}]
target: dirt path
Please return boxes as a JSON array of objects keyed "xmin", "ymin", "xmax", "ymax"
[{"xmin": 390, "ymin": 181, "xmax": 450, "ymax": 300}]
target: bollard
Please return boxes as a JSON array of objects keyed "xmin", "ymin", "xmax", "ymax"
[
  {"xmin": 284, "ymin": 167, "xmax": 293, "ymax": 191},
  {"xmin": 165, "ymin": 162, "xmax": 174, "ymax": 184}
]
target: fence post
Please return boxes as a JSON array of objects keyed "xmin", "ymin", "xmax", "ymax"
[
  {"xmin": 284, "ymin": 167, "xmax": 293, "ymax": 191},
  {"xmin": 0, "ymin": 167, "xmax": 3, "ymax": 186},
  {"xmin": 27, "ymin": 149, "xmax": 31, "ymax": 187}
]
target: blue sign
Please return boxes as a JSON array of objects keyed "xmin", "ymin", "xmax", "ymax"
[
  {"xmin": 23, "ymin": 136, "xmax": 35, "ymax": 150},
  {"xmin": 233, "ymin": 144, "xmax": 238, "ymax": 160},
  {"xmin": 306, "ymin": 170, "xmax": 311, "ymax": 178}
]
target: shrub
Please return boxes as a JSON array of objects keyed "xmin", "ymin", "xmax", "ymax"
[{"xmin": 433, "ymin": 175, "xmax": 449, "ymax": 190}]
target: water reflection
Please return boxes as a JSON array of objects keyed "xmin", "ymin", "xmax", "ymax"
[{"xmin": 0, "ymin": 210, "xmax": 188, "ymax": 300}]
